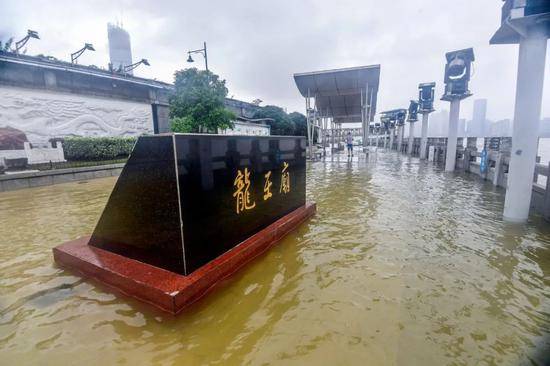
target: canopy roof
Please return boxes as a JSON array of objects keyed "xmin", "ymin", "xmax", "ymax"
[{"xmin": 294, "ymin": 65, "xmax": 380, "ymax": 123}]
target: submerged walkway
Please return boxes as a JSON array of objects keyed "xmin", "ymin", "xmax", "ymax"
[{"xmin": 1, "ymin": 150, "xmax": 549, "ymax": 365}]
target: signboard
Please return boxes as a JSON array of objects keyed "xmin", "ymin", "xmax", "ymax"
[
  {"xmin": 480, "ymin": 148, "xmax": 488, "ymax": 174},
  {"xmin": 89, "ymin": 134, "xmax": 306, "ymax": 275}
]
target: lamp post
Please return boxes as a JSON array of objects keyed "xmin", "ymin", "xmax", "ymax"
[
  {"xmin": 123, "ymin": 58, "xmax": 150, "ymax": 74},
  {"xmin": 418, "ymin": 82, "xmax": 436, "ymax": 160},
  {"xmin": 490, "ymin": 0, "xmax": 549, "ymax": 222},
  {"xmin": 407, "ymin": 100, "xmax": 419, "ymax": 155},
  {"xmin": 395, "ymin": 109, "xmax": 407, "ymax": 153},
  {"xmin": 71, "ymin": 43, "xmax": 95, "ymax": 64},
  {"xmin": 441, "ymin": 48, "xmax": 474, "ymax": 172},
  {"xmin": 187, "ymin": 41, "xmax": 208, "ymax": 71},
  {"xmin": 15, "ymin": 29, "xmax": 40, "ymax": 54}
]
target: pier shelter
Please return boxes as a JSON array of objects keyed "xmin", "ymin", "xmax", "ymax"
[{"xmin": 293, "ymin": 65, "xmax": 380, "ymax": 158}]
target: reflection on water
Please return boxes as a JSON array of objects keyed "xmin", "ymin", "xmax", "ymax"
[{"xmin": 1, "ymin": 150, "xmax": 549, "ymax": 365}]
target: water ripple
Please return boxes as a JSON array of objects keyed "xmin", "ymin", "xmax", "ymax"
[{"xmin": 1, "ymin": 152, "xmax": 549, "ymax": 365}]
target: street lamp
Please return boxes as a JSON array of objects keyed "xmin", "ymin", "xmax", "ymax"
[
  {"xmin": 407, "ymin": 100, "xmax": 419, "ymax": 122},
  {"xmin": 442, "ymin": 48, "xmax": 474, "ymax": 99},
  {"xmin": 490, "ymin": 0, "xmax": 550, "ymax": 222},
  {"xmin": 71, "ymin": 43, "xmax": 95, "ymax": 64},
  {"xmin": 123, "ymin": 58, "xmax": 150, "ymax": 73},
  {"xmin": 418, "ymin": 82, "xmax": 436, "ymax": 113},
  {"xmin": 187, "ymin": 41, "xmax": 208, "ymax": 71},
  {"xmin": 15, "ymin": 29, "xmax": 40, "ymax": 54},
  {"xmin": 441, "ymin": 48, "xmax": 474, "ymax": 172},
  {"xmin": 417, "ymin": 82, "xmax": 436, "ymax": 160}
]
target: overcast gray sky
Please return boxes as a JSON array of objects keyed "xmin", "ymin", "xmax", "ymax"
[{"xmin": 1, "ymin": 0, "xmax": 549, "ymax": 122}]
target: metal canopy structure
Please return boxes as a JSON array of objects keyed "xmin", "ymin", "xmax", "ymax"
[{"xmin": 293, "ymin": 65, "xmax": 381, "ymax": 158}]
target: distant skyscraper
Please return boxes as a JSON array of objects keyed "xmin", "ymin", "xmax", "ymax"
[
  {"xmin": 428, "ymin": 109, "xmax": 449, "ymax": 137},
  {"xmin": 458, "ymin": 118, "xmax": 466, "ymax": 137},
  {"xmin": 470, "ymin": 99, "xmax": 488, "ymax": 136},
  {"xmin": 108, "ymin": 23, "xmax": 133, "ymax": 75}
]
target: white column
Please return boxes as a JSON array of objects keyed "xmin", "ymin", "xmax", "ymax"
[
  {"xmin": 445, "ymin": 99, "xmax": 460, "ymax": 171},
  {"xmin": 361, "ymin": 88, "xmax": 367, "ymax": 152},
  {"xmin": 306, "ymin": 90, "xmax": 313, "ymax": 160},
  {"xmin": 407, "ymin": 122, "xmax": 415, "ymax": 155},
  {"xmin": 384, "ymin": 130, "xmax": 388, "ymax": 149},
  {"xmin": 420, "ymin": 113, "xmax": 429, "ymax": 159},
  {"xmin": 331, "ymin": 119, "xmax": 335, "ymax": 151},
  {"xmin": 503, "ymin": 29, "xmax": 547, "ymax": 222},
  {"xmin": 389, "ymin": 128, "xmax": 395, "ymax": 150},
  {"xmin": 396, "ymin": 125, "xmax": 402, "ymax": 152}
]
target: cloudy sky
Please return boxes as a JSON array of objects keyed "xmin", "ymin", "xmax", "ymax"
[{"xmin": 1, "ymin": 0, "xmax": 549, "ymax": 122}]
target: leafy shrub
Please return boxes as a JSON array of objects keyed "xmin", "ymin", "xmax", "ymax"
[{"xmin": 63, "ymin": 137, "xmax": 137, "ymax": 161}]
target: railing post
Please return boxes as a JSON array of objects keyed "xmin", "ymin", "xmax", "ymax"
[
  {"xmin": 464, "ymin": 149, "xmax": 471, "ymax": 172},
  {"xmin": 534, "ymin": 156, "xmax": 541, "ymax": 183},
  {"xmin": 493, "ymin": 153, "xmax": 504, "ymax": 186}
]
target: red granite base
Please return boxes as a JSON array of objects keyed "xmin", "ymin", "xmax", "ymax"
[{"xmin": 53, "ymin": 202, "xmax": 316, "ymax": 315}]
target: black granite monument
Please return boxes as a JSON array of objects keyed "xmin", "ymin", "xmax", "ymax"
[{"xmin": 89, "ymin": 134, "xmax": 306, "ymax": 275}]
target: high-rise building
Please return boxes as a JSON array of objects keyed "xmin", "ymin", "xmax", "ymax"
[
  {"xmin": 108, "ymin": 23, "xmax": 133, "ymax": 75},
  {"xmin": 458, "ymin": 118, "xmax": 466, "ymax": 137},
  {"xmin": 467, "ymin": 99, "xmax": 488, "ymax": 136},
  {"xmin": 539, "ymin": 117, "xmax": 550, "ymax": 137},
  {"xmin": 491, "ymin": 119, "xmax": 512, "ymax": 137}
]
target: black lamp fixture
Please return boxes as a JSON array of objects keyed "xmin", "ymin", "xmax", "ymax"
[
  {"xmin": 71, "ymin": 43, "xmax": 95, "ymax": 64},
  {"xmin": 442, "ymin": 48, "xmax": 475, "ymax": 100},
  {"xmin": 381, "ymin": 109, "xmax": 407, "ymax": 128},
  {"xmin": 187, "ymin": 41, "xmax": 208, "ymax": 71},
  {"xmin": 490, "ymin": 0, "xmax": 550, "ymax": 44},
  {"xmin": 380, "ymin": 115, "xmax": 391, "ymax": 131},
  {"xmin": 15, "ymin": 29, "xmax": 40, "ymax": 54},
  {"xmin": 418, "ymin": 82, "xmax": 436, "ymax": 112},
  {"xmin": 395, "ymin": 109, "xmax": 407, "ymax": 126},
  {"xmin": 123, "ymin": 58, "xmax": 150, "ymax": 73},
  {"xmin": 407, "ymin": 100, "xmax": 419, "ymax": 122}
]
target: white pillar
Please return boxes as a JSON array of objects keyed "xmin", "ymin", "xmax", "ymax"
[
  {"xmin": 384, "ymin": 131, "xmax": 388, "ymax": 149},
  {"xmin": 407, "ymin": 122, "xmax": 415, "ymax": 155},
  {"xmin": 389, "ymin": 128, "xmax": 395, "ymax": 150},
  {"xmin": 331, "ymin": 119, "xmax": 335, "ymax": 151},
  {"xmin": 420, "ymin": 113, "xmax": 429, "ymax": 159},
  {"xmin": 396, "ymin": 125, "xmax": 403, "ymax": 152},
  {"xmin": 503, "ymin": 30, "xmax": 547, "ymax": 222},
  {"xmin": 445, "ymin": 99, "xmax": 460, "ymax": 171}
]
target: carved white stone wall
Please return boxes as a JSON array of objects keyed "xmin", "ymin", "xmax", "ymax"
[{"xmin": 0, "ymin": 86, "xmax": 153, "ymax": 142}]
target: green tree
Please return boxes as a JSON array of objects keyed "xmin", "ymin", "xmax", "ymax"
[
  {"xmin": 288, "ymin": 112, "xmax": 307, "ymax": 136},
  {"xmin": 252, "ymin": 105, "xmax": 295, "ymax": 135},
  {"xmin": 169, "ymin": 68, "xmax": 235, "ymax": 133}
]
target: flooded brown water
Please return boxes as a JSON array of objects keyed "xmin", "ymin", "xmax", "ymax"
[{"xmin": 1, "ymin": 151, "xmax": 549, "ymax": 365}]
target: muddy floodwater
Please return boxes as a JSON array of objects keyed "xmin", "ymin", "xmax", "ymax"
[{"xmin": 1, "ymin": 151, "xmax": 549, "ymax": 365}]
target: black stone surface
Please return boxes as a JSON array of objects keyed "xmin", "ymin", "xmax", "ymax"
[
  {"xmin": 89, "ymin": 135, "xmax": 186, "ymax": 274},
  {"xmin": 89, "ymin": 134, "xmax": 306, "ymax": 275}
]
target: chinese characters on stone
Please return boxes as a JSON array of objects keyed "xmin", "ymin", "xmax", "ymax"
[
  {"xmin": 280, "ymin": 162, "xmax": 290, "ymax": 194},
  {"xmin": 233, "ymin": 167, "xmax": 256, "ymax": 214},
  {"xmin": 233, "ymin": 162, "xmax": 291, "ymax": 214}
]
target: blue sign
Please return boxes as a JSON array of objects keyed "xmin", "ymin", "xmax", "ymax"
[{"xmin": 480, "ymin": 148, "xmax": 488, "ymax": 174}]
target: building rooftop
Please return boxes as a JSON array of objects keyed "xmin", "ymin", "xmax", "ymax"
[{"xmin": 0, "ymin": 51, "xmax": 172, "ymax": 90}]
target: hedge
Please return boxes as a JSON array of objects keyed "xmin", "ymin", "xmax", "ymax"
[{"xmin": 63, "ymin": 137, "xmax": 137, "ymax": 161}]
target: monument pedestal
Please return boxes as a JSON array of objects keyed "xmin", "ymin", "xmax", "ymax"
[{"xmin": 54, "ymin": 202, "xmax": 316, "ymax": 315}]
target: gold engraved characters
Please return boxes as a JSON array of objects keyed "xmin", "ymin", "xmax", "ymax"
[
  {"xmin": 233, "ymin": 168, "xmax": 256, "ymax": 214},
  {"xmin": 263, "ymin": 171, "xmax": 273, "ymax": 201},
  {"xmin": 233, "ymin": 162, "xmax": 290, "ymax": 214},
  {"xmin": 280, "ymin": 162, "xmax": 290, "ymax": 194}
]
